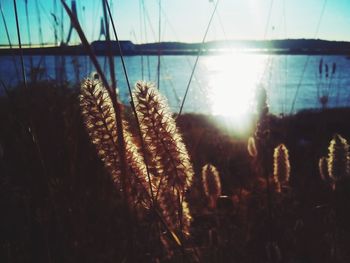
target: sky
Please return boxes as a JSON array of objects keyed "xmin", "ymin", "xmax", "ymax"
[{"xmin": 1, "ymin": 0, "xmax": 350, "ymax": 46}]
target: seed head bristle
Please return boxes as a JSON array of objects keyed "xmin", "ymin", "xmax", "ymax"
[
  {"xmin": 79, "ymin": 79, "xmax": 121, "ymax": 187},
  {"xmin": 133, "ymin": 81, "xmax": 194, "ymax": 191},
  {"xmin": 133, "ymin": 81, "xmax": 193, "ymax": 238},
  {"xmin": 181, "ymin": 200, "xmax": 192, "ymax": 236},
  {"xmin": 158, "ymin": 189, "xmax": 192, "ymax": 236},
  {"xmin": 327, "ymin": 134, "xmax": 350, "ymax": 181},
  {"xmin": 123, "ymin": 120, "xmax": 155, "ymax": 208},
  {"xmin": 79, "ymin": 79, "xmax": 152, "ymax": 208}
]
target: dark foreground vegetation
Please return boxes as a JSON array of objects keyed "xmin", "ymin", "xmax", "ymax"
[{"xmin": 1, "ymin": 82, "xmax": 350, "ymax": 262}]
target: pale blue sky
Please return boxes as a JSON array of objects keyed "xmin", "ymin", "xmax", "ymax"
[{"xmin": 1, "ymin": 0, "xmax": 350, "ymax": 46}]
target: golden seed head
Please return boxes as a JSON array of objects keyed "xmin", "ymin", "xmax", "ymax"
[
  {"xmin": 79, "ymin": 78, "xmax": 153, "ymax": 208},
  {"xmin": 273, "ymin": 143, "xmax": 291, "ymax": 187},
  {"xmin": 202, "ymin": 164, "xmax": 222, "ymax": 208},
  {"xmin": 133, "ymin": 81, "xmax": 193, "ymax": 239},
  {"xmin": 133, "ymin": 81, "xmax": 194, "ymax": 191},
  {"xmin": 327, "ymin": 134, "xmax": 350, "ymax": 181},
  {"xmin": 79, "ymin": 78, "xmax": 121, "ymax": 187}
]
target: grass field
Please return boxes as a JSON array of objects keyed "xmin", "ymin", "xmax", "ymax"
[{"xmin": 1, "ymin": 81, "xmax": 350, "ymax": 262}]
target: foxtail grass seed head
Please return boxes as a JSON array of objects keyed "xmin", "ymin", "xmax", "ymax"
[
  {"xmin": 159, "ymin": 190, "xmax": 192, "ymax": 236},
  {"xmin": 133, "ymin": 81, "xmax": 194, "ymax": 191},
  {"xmin": 133, "ymin": 81, "xmax": 194, "ymax": 237},
  {"xmin": 328, "ymin": 134, "xmax": 350, "ymax": 181},
  {"xmin": 79, "ymin": 79, "xmax": 121, "ymax": 187},
  {"xmin": 122, "ymin": 120, "xmax": 155, "ymax": 208},
  {"xmin": 247, "ymin": 136, "xmax": 258, "ymax": 157},
  {"xmin": 273, "ymin": 144, "xmax": 291, "ymax": 188},
  {"xmin": 202, "ymin": 164, "xmax": 222, "ymax": 208},
  {"xmin": 181, "ymin": 200, "xmax": 192, "ymax": 236},
  {"xmin": 79, "ymin": 79, "xmax": 153, "ymax": 208}
]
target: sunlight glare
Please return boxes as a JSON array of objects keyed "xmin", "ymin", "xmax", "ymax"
[{"xmin": 205, "ymin": 53, "xmax": 267, "ymax": 129}]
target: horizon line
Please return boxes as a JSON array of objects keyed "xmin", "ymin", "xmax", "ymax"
[{"xmin": 1, "ymin": 37, "xmax": 350, "ymax": 48}]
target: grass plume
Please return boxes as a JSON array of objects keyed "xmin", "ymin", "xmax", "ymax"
[
  {"xmin": 327, "ymin": 134, "xmax": 350, "ymax": 181},
  {"xmin": 79, "ymin": 79, "xmax": 152, "ymax": 208},
  {"xmin": 273, "ymin": 143, "xmax": 291, "ymax": 192},
  {"xmin": 133, "ymin": 81, "xmax": 193, "ymax": 191},
  {"xmin": 201, "ymin": 164, "xmax": 222, "ymax": 208},
  {"xmin": 79, "ymin": 79, "xmax": 121, "ymax": 186},
  {"xmin": 133, "ymin": 81, "xmax": 193, "ymax": 237}
]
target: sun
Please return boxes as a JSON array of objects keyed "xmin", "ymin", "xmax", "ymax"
[{"xmin": 204, "ymin": 53, "xmax": 267, "ymax": 129}]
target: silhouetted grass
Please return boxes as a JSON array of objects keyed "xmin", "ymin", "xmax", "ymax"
[{"xmin": 1, "ymin": 82, "xmax": 350, "ymax": 262}]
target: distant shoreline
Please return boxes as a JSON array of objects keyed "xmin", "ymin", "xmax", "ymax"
[
  {"xmin": 1, "ymin": 47, "xmax": 349, "ymax": 56},
  {"xmin": 1, "ymin": 39, "xmax": 350, "ymax": 56}
]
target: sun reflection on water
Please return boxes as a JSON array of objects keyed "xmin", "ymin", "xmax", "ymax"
[{"xmin": 204, "ymin": 53, "xmax": 268, "ymax": 130}]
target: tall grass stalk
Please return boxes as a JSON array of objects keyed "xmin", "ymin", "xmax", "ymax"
[
  {"xmin": 61, "ymin": 0, "xmax": 132, "ymax": 207},
  {"xmin": 103, "ymin": 0, "xmax": 155, "ymax": 204}
]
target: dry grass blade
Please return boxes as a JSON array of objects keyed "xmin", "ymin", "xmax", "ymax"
[{"xmin": 61, "ymin": 0, "xmax": 132, "ymax": 208}]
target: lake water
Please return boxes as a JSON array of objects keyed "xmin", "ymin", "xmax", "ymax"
[{"xmin": 1, "ymin": 54, "xmax": 350, "ymax": 124}]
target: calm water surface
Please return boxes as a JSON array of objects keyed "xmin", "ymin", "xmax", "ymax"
[{"xmin": 1, "ymin": 54, "xmax": 350, "ymax": 125}]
